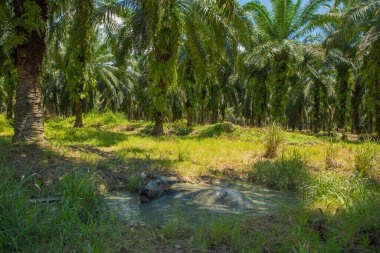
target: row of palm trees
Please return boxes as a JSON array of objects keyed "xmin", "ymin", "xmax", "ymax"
[{"xmin": 0, "ymin": 0, "xmax": 379, "ymax": 144}]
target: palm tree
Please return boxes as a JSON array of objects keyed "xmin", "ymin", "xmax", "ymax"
[
  {"xmin": 91, "ymin": 39, "xmax": 130, "ymax": 112},
  {"xmin": 66, "ymin": 0, "xmax": 96, "ymax": 127},
  {"xmin": 348, "ymin": 0, "xmax": 380, "ymax": 135},
  {"xmin": 319, "ymin": 0, "xmax": 359, "ymax": 131},
  {"xmin": 0, "ymin": 0, "xmax": 49, "ymax": 143},
  {"xmin": 121, "ymin": 0, "xmax": 245, "ymax": 135},
  {"xmin": 243, "ymin": 0, "xmax": 325, "ymax": 123},
  {"xmin": 328, "ymin": 0, "xmax": 380, "ymax": 135}
]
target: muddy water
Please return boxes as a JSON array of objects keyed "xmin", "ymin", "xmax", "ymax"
[{"xmin": 105, "ymin": 183, "xmax": 298, "ymax": 225}]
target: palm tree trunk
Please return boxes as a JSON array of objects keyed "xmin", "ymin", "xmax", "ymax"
[
  {"xmin": 152, "ymin": 110, "xmax": 164, "ymax": 136},
  {"xmin": 74, "ymin": 99, "xmax": 84, "ymax": 128},
  {"xmin": 271, "ymin": 51, "xmax": 289, "ymax": 123},
  {"xmin": 6, "ymin": 93, "xmax": 13, "ymax": 119},
  {"xmin": 12, "ymin": 0, "xmax": 48, "ymax": 144},
  {"xmin": 351, "ymin": 80, "xmax": 363, "ymax": 134},
  {"xmin": 336, "ymin": 65, "xmax": 352, "ymax": 130},
  {"xmin": 374, "ymin": 79, "xmax": 380, "ymax": 136},
  {"xmin": 185, "ymin": 103, "xmax": 193, "ymax": 128},
  {"xmin": 0, "ymin": 91, "xmax": 3, "ymax": 113}
]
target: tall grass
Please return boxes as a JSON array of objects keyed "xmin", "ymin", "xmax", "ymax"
[
  {"xmin": 354, "ymin": 142, "xmax": 378, "ymax": 176},
  {"xmin": 0, "ymin": 169, "xmax": 118, "ymax": 252},
  {"xmin": 250, "ymin": 149, "xmax": 310, "ymax": 191},
  {"xmin": 303, "ymin": 172, "xmax": 376, "ymax": 209},
  {"xmin": 263, "ymin": 123, "xmax": 285, "ymax": 158},
  {"xmin": 197, "ymin": 122, "xmax": 236, "ymax": 138},
  {"xmin": 324, "ymin": 141, "xmax": 339, "ymax": 168}
]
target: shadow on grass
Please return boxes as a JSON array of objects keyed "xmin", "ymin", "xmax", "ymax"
[
  {"xmin": 0, "ymin": 137, "xmax": 178, "ymax": 194},
  {"xmin": 48, "ymin": 125, "xmax": 129, "ymax": 147}
]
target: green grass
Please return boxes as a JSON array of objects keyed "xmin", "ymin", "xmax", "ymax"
[
  {"xmin": 249, "ymin": 149, "xmax": 310, "ymax": 191},
  {"xmin": 0, "ymin": 113, "xmax": 379, "ymax": 252},
  {"xmin": 0, "ymin": 169, "xmax": 121, "ymax": 252}
]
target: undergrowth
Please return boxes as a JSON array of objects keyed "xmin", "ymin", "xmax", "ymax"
[
  {"xmin": 263, "ymin": 124, "xmax": 285, "ymax": 158},
  {"xmin": 249, "ymin": 149, "xmax": 310, "ymax": 191},
  {"xmin": 0, "ymin": 169, "xmax": 119, "ymax": 252}
]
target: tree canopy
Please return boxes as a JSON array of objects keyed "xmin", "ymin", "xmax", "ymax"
[{"xmin": 1, "ymin": 0, "xmax": 380, "ymax": 142}]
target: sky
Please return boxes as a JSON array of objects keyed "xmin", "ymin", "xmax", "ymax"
[{"xmin": 238, "ymin": 0, "xmax": 271, "ymax": 7}]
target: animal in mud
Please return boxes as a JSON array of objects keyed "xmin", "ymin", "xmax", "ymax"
[
  {"xmin": 139, "ymin": 176, "xmax": 178, "ymax": 202},
  {"xmin": 178, "ymin": 188, "xmax": 253, "ymax": 209}
]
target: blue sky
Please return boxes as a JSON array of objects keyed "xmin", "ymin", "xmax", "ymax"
[{"xmin": 239, "ymin": 0, "xmax": 271, "ymax": 7}]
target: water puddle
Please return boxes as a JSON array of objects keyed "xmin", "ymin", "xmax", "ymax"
[{"xmin": 105, "ymin": 183, "xmax": 298, "ymax": 225}]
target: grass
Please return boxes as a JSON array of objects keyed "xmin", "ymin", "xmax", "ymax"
[
  {"xmin": 324, "ymin": 141, "xmax": 340, "ymax": 168},
  {"xmin": 354, "ymin": 142, "xmax": 378, "ymax": 176},
  {"xmin": 249, "ymin": 149, "xmax": 310, "ymax": 191},
  {"xmin": 263, "ymin": 123, "xmax": 285, "ymax": 158},
  {"xmin": 0, "ymin": 169, "xmax": 121, "ymax": 252},
  {"xmin": 0, "ymin": 112, "xmax": 379, "ymax": 252}
]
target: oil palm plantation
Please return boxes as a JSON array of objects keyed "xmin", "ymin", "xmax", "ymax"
[
  {"xmin": 120, "ymin": 0, "xmax": 247, "ymax": 135},
  {"xmin": 66, "ymin": 0, "xmax": 96, "ymax": 127},
  {"xmin": 349, "ymin": 0, "xmax": 380, "ymax": 135},
  {"xmin": 243, "ymin": 0, "xmax": 325, "ymax": 123}
]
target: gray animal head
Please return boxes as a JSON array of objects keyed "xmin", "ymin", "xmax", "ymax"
[{"xmin": 140, "ymin": 177, "xmax": 178, "ymax": 202}]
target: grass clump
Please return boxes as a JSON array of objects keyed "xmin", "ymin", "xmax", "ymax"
[
  {"xmin": 86, "ymin": 111, "xmax": 126, "ymax": 129},
  {"xmin": 197, "ymin": 217, "xmax": 242, "ymax": 250},
  {"xmin": 197, "ymin": 122, "xmax": 236, "ymax": 138},
  {"xmin": 171, "ymin": 123, "xmax": 193, "ymax": 136},
  {"xmin": 354, "ymin": 142, "xmax": 378, "ymax": 177},
  {"xmin": 0, "ymin": 169, "xmax": 118, "ymax": 252},
  {"xmin": 324, "ymin": 141, "xmax": 339, "ymax": 168},
  {"xmin": 126, "ymin": 174, "xmax": 142, "ymax": 192},
  {"xmin": 263, "ymin": 123, "xmax": 285, "ymax": 158},
  {"xmin": 304, "ymin": 173, "xmax": 376, "ymax": 209},
  {"xmin": 250, "ymin": 149, "xmax": 310, "ymax": 191}
]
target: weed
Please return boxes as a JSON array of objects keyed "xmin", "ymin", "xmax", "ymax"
[
  {"xmin": 0, "ymin": 169, "xmax": 118, "ymax": 252},
  {"xmin": 197, "ymin": 122, "xmax": 236, "ymax": 138},
  {"xmin": 304, "ymin": 173, "xmax": 375, "ymax": 209},
  {"xmin": 354, "ymin": 142, "xmax": 378, "ymax": 176},
  {"xmin": 263, "ymin": 123, "xmax": 285, "ymax": 158},
  {"xmin": 250, "ymin": 149, "xmax": 310, "ymax": 191},
  {"xmin": 325, "ymin": 141, "xmax": 339, "ymax": 168},
  {"xmin": 126, "ymin": 174, "xmax": 142, "ymax": 192},
  {"xmin": 177, "ymin": 144, "xmax": 190, "ymax": 162}
]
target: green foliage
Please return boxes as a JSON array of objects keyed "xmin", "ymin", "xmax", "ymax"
[
  {"xmin": 0, "ymin": 169, "xmax": 117, "ymax": 252},
  {"xmin": 0, "ymin": 0, "xmax": 46, "ymax": 53},
  {"xmin": 263, "ymin": 123, "xmax": 285, "ymax": 158},
  {"xmin": 354, "ymin": 142, "xmax": 378, "ymax": 176},
  {"xmin": 171, "ymin": 123, "xmax": 193, "ymax": 136},
  {"xmin": 196, "ymin": 216, "xmax": 242, "ymax": 250},
  {"xmin": 250, "ymin": 150, "xmax": 310, "ymax": 191},
  {"xmin": 304, "ymin": 173, "xmax": 376, "ymax": 209},
  {"xmin": 126, "ymin": 174, "xmax": 142, "ymax": 193},
  {"xmin": 324, "ymin": 141, "xmax": 339, "ymax": 168},
  {"xmin": 66, "ymin": 0, "xmax": 96, "ymax": 103},
  {"xmin": 197, "ymin": 122, "xmax": 236, "ymax": 138}
]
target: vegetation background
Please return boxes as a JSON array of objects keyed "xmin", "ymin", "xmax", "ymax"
[{"xmin": 0, "ymin": 0, "xmax": 380, "ymax": 252}]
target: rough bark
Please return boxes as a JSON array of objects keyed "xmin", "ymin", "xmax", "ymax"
[
  {"xmin": 351, "ymin": 80, "xmax": 363, "ymax": 133},
  {"xmin": 336, "ymin": 66, "xmax": 351, "ymax": 130},
  {"xmin": 152, "ymin": 110, "xmax": 164, "ymax": 136},
  {"xmin": 271, "ymin": 50, "xmax": 289, "ymax": 123},
  {"xmin": 375, "ymin": 79, "xmax": 380, "ymax": 136},
  {"xmin": 12, "ymin": 0, "xmax": 48, "ymax": 144},
  {"xmin": 0, "ymin": 91, "xmax": 3, "ymax": 113},
  {"xmin": 6, "ymin": 93, "xmax": 13, "ymax": 119},
  {"xmin": 74, "ymin": 99, "xmax": 84, "ymax": 128},
  {"xmin": 185, "ymin": 102, "xmax": 193, "ymax": 128}
]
